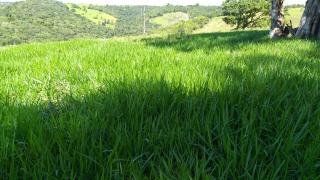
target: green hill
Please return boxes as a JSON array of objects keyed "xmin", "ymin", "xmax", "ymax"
[
  {"xmin": 87, "ymin": 5, "xmax": 160, "ymax": 36},
  {"xmin": 67, "ymin": 4, "xmax": 117, "ymax": 29},
  {"xmin": 193, "ymin": 16, "xmax": 233, "ymax": 33},
  {"xmin": 0, "ymin": 2, "xmax": 221, "ymax": 45},
  {"xmin": 150, "ymin": 12, "xmax": 190, "ymax": 28},
  {"xmin": 1, "ymin": 31, "xmax": 320, "ymax": 178},
  {"xmin": 154, "ymin": 16, "xmax": 210, "ymax": 36},
  {"xmin": 0, "ymin": 0, "xmax": 110, "ymax": 46},
  {"xmin": 88, "ymin": 5, "xmax": 221, "ymax": 36},
  {"xmin": 146, "ymin": 5, "xmax": 221, "ymax": 19}
]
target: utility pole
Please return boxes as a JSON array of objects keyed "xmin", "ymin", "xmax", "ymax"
[{"xmin": 143, "ymin": 5, "xmax": 146, "ymax": 34}]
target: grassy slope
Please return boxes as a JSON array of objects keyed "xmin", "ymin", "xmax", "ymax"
[
  {"xmin": 67, "ymin": 4, "xmax": 117, "ymax": 29},
  {"xmin": 286, "ymin": 7, "xmax": 305, "ymax": 27},
  {"xmin": 194, "ymin": 16, "xmax": 233, "ymax": 33},
  {"xmin": 1, "ymin": 31, "xmax": 320, "ymax": 178},
  {"xmin": 194, "ymin": 7, "xmax": 304, "ymax": 34},
  {"xmin": 150, "ymin": 12, "xmax": 190, "ymax": 28}
]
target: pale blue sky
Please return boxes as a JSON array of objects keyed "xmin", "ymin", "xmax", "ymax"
[{"xmin": 0, "ymin": 0, "xmax": 307, "ymax": 6}]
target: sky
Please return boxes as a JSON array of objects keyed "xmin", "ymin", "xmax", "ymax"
[{"xmin": 0, "ymin": 0, "xmax": 307, "ymax": 6}]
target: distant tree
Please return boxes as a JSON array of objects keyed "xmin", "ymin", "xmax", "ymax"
[{"xmin": 222, "ymin": 0, "xmax": 269, "ymax": 29}]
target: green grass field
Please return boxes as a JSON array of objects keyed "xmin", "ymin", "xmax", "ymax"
[
  {"xmin": 1, "ymin": 31, "xmax": 320, "ymax": 178},
  {"xmin": 150, "ymin": 12, "xmax": 190, "ymax": 28}
]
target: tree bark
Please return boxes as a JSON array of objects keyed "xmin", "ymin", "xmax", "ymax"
[
  {"xmin": 270, "ymin": 0, "xmax": 285, "ymax": 38},
  {"xmin": 296, "ymin": 0, "xmax": 320, "ymax": 38}
]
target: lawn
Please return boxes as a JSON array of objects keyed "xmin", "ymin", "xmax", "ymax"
[{"xmin": 0, "ymin": 31, "xmax": 320, "ymax": 178}]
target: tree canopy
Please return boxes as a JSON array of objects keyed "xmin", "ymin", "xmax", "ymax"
[{"xmin": 222, "ymin": 0, "xmax": 270, "ymax": 29}]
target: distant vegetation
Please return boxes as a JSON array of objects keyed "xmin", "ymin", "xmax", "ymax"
[
  {"xmin": 0, "ymin": 0, "xmax": 110, "ymax": 46},
  {"xmin": 150, "ymin": 12, "xmax": 190, "ymax": 28},
  {"xmin": 67, "ymin": 4, "xmax": 117, "ymax": 29},
  {"xmin": 87, "ymin": 5, "xmax": 152, "ymax": 36},
  {"xmin": 156, "ymin": 16, "xmax": 210, "ymax": 36},
  {"xmin": 88, "ymin": 5, "xmax": 221, "ymax": 36},
  {"xmin": 146, "ymin": 4, "xmax": 221, "ymax": 19},
  {"xmin": 194, "ymin": 16, "xmax": 234, "ymax": 33},
  {"xmin": 194, "ymin": 7, "xmax": 304, "ymax": 34},
  {"xmin": 0, "ymin": 1, "xmax": 221, "ymax": 46}
]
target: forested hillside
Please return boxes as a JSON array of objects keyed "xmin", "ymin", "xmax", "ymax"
[
  {"xmin": 0, "ymin": 1, "xmax": 221, "ymax": 45},
  {"xmin": 87, "ymin": 5, "xmax": 151, "ymax": 36},
  {"xmin": 147, "ymin": 5, "xmax": 221, "ymax": 18},
  {"xmin": 82, "ymin": 5, "xmax": 222, "ymax": 36},
  {"xmin": 0, "ymin": 0, "xmax": 110, "ymax": 46}
]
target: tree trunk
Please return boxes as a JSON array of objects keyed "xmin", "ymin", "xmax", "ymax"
[
  {"xmin": 296, "ymin": 0, "xmax": 320, "ymax": 38},
  {"xmin": 270, "ymin": 0, "xmax": 285, "ymax": 38}
]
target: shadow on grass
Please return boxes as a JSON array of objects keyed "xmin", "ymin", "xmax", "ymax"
[
  {"xmin": 142, "ymin": 30, "xmax": 274, "ymax": 52},
  {"xmin": 2, "ymin": 30, "xmax": 320, "ymax": 178},
  {"xmin": 2, "ymin": 52, "xmax": 320, "ymax": 178}
]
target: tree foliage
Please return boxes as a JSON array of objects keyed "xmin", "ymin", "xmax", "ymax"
[{"xmin": 222, "ymin": 0, "xmax": 270, "ymax": 29}]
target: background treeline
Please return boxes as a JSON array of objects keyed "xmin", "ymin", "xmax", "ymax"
[
  {"xmin": 88, "ymin": 5, "xmax": 221, "ymax": 36},
  {"xmin": 0, "ymin": 0, "xmax": 221, "ymax": 46},
  {"xmin": 143, "ymin": 5, "xmax": 220, "ymax": 18},
  {"xmin": 87, "ymin": 5, "xmax": 153, "ymax": 36},
  {"xmin": 0, "ymin": 0, "xmax": 110, "ymax": 46}
]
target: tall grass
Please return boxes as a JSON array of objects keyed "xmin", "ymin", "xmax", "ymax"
[{"xmin": 0, "ymin": 31, "xmax": 320, "ymax": 179}]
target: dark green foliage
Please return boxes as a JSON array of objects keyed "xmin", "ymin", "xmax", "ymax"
[
  {"xmin": 88, "ymin": 5, "xmax": 147, "ymax": 36},
  {"xmin": 222, "ymin": 0, "xmax": 270, "ymax": 29},
  {"xmin": 146, "ymin": 5, "xmax": 221, "ymax": 19},
  {"xmin": 0, "ymin": 0, "xmax": 110, "ymax": 46}
]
